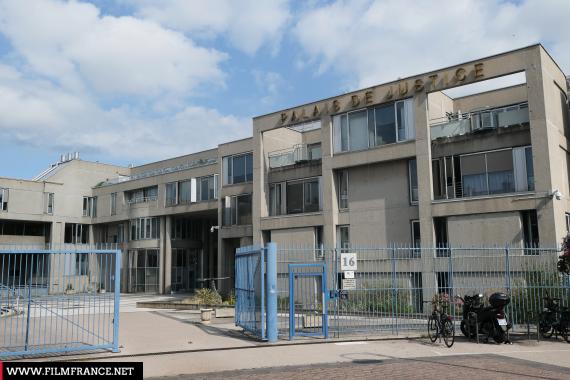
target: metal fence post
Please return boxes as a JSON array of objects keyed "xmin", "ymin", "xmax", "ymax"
[
  {"xmin": 266, "ymin": 242, "xmax": 277, "ymax": 343},
  {"xmin": 390, "ymin": 243, "xmax": 397, "ymax": 335},
  {"xmin": 112, "ymin": 249, "xmax": 122, "ymax": 353}
]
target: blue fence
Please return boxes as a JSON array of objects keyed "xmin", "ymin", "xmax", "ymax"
[
  {"xmin": 0, "ymin": 246, "xmax": 121, "ymax": 357},
  {"xmin": 235, "ymin": 244, "xmax": 277, "ymax": 342}
]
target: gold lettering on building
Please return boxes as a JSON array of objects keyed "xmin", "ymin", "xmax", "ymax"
[
  {"xmin": 365, "ymin": 91, "xmax": 373, "ymax": 104},
  {"xmin": 332, "ymin": 99, "xmax": 340, "ymax": 112},
  {"xmin": 386, "ymin": 86, "xmax": 394, "ymax": 99},
  {"xmin": 281, "ymin": 112, "xmax": 288, "ymax": 123},
  {"xmin": 474, "ymin": 63, "xmax": 484, "ymax": 78},
  {"xmin": 291, "ymin": 110, "xmax": 297, "ymax": 122},
  {"xmin": 398, "ymin": 82, "xmax": 408, "ymax": 96},
  {"xmin": 312, "ymin": 105, "xmax": 320, "ymax": 117},
  {"xmin": 429, "ymin": 74, "xmax": 438, "ymax": 90},
  {"xmin": 414, "ymin": 79, "xmax": 424, "ymax": 92},
  {"xmin": 455, "ymin": 68, "xmax": 466, "ymax": 82},
  {"xmin": 351, "ymin": 95, "xmax": 360, "ymax": 107}
]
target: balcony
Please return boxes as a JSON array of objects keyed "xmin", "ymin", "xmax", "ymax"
[
  {"xmin": 268, "ymin": 143, "xmax": 321, "ymax": 169},
  {"xmin": 430, "ymin": 102, "xmax": 529, "ymax": 141}
]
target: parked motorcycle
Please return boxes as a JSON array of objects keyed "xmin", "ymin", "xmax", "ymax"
[
  {"xmin": 457, "ymin": 292, "xmax": 511, "ymax": 343},
  {"xmin": 539, "ymin": 293, "xmax": 570, "ymax": 342}
]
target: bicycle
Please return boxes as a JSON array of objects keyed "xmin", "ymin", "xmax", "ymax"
[{"xmin": 425, "ymin": 299, "xmax": 455, "ymax": 347}]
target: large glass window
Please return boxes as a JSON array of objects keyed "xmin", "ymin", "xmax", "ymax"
[
  {"xmin": 198, "ymin": 175, "xmax": 217, "ymax": 201},
  {"xmin": 486, "ymin": 150, "xmax": 514, "ymax": 194},
  {"xmin": 82, "ymin": 196, "xmax": 97, "ymax": 217},
  {"xmin": 64, "ymin": 223, "xmax": 89, "ymax": 244},
  {"xmin": 179, "ymin": 180, "xmax": 192, "ymax": 204},
  {"xmin": 333, "ymin": 98, "xmax": 414, "ymax": 154},
  {"xmin": 223, "ymin": 153, "xmax": 253, "ymax": 185},
  {"xmin": 126, "ymin": 186, "xmax": 157, "ymax": 205},
  {"xmin": 130, "ymin": 217, "xmax": 160, "ymax": 240},
  {"xmin": 165, "ymin": 182, "xmax": 177, "ymax": 206},
  {"xmin": 374, "ymin": 103, "xmax": 397, "ymax": 145},
  {"xmin": 275, "ymin": 177, "xmax": 322, "ymax": 215},
  {"xmin": 223, "ymin": 194, "xmax": 252, "ymax": 226}
]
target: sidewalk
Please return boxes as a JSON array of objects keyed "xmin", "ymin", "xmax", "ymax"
[{"xmin": 14, "ymin": 297, "xmax": 570, "ymax": 378}]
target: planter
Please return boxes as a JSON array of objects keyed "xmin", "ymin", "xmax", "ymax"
[{"xmin": 200, "ymin": 308, "xmax": 213, "ymax": 323}]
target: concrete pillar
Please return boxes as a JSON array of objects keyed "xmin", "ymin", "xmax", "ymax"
[
  {"xmin": 158, "ymin": 216, "xmax": 166, "ymax": 294},
  {"xmin": 525, "ymin": 48, "xmax": 569, "ymax": 246},
  {"xmin": 252, "ymin": 126, "xmax": 264, "ymax": 245},
  {"xmin": 321, "ymin": 114, "xmax": 337, "ymax": 248},
  {"xmin": 413, "ymin": 91, "xmax": 437, "ymax": 307},
  {"xmin": 164, "ymin": 216, "xmax": 172, "ymax": 293}
]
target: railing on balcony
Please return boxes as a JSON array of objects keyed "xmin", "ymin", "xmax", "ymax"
[
  {"xmin": 268, "ymin": 144, "xmax": 321, "ymax": 169},
  {"xmin": 127, "ymin": 196, "xmax": 158, "ymax": 205},
  {"xmin": 430, "ymin": 102, "xmax": 529, "ymax": 141}
]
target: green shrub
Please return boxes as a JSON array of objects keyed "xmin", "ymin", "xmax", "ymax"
[{"xmin": 194, "ymin": 287, "xmax": 222, "ymax": 305}]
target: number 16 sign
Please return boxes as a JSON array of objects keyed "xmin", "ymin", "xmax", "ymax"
[{"xmin": 340, "ymin": 252, "xmax": 357, "ymax": 271}]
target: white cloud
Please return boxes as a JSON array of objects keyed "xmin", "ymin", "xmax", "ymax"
[
  {"xmin": 132, "ymin": 0, "xmax": 291, "ymax": 55},
  {"xmin": 294, "ymin": 0, "xmax": 570, "ymax": 90},
  {"xmin": 0, "ymin": 0, "xmax": 226, "ymax": 96},
  {"xmin": 0, "ymin": 63, "xmax": 250, "ymax": 161}
]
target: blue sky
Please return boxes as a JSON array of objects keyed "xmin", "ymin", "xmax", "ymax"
[{"xmin": 0, "ymin": 0, "xmax": 568, "ymax": 179}]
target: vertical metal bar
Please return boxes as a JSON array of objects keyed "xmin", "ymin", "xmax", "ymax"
[
  {"xmin": 390, "ymin": 243, "xmax": 397, "ymax": 335},
  {"xmin": 322, "ymin": 262, "xmax": 328, "ymax": 338},
  {"xmin": 288, "ymin": 265, "xmax": 294, "ymax": 340},
  {"xmin": 113, "ymin": 249, "xmax": 121, "ymax": 353},
  {"xmin": 24, "ymin": 254, "xmax": 32, "ymax": 352},
  {"xmin": 266, "ymin": 243, "xmax": 277, "ymax": 342}
]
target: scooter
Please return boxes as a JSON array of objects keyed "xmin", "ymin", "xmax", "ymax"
[
  {"xmin": 457, "ymin": 292, "xmax": 511, "ymax": 343},
  {"xmin": 539, "ymin": 293, "xmax": 570, "ymax": 342}
]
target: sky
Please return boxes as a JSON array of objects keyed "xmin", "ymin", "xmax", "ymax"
[{"xmin": 0, "ymin": 0, "xmax": 569, "ymax": 179}]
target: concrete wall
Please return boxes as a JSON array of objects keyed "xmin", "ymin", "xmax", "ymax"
[{"xmin": 447, "ymin": 212, "xmax": 524, "ymax": 247}]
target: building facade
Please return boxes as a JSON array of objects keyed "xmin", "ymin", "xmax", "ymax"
[{"xmin": 1, "ymin": 44, "xmax": 569, "ymax": 294}]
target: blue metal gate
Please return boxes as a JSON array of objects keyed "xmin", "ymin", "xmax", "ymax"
[
  {"xmin": 288, "ymin": 263, "xmax": 328, "ymax": 340},
  {"xmin": 0, "ymin": 247, "xmax": 121, "ymax": 357},
  {"xmin": 235, "ymin": 245, "xmax": 266, "ymax": 340}
]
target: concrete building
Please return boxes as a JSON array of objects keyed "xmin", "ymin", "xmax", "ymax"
[{"xmin": 1, "ymin": 44, "xmax": 569, "ymax": 294}]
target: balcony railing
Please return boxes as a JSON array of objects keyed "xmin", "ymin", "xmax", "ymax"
[
  {"xmin": 127, "ymin": 196, "xmax": 158, "ymax": 205},
  {"xmin": 430, "ymin": 102, "xmax": 529, "ymax": 141},
  {"xmin": 268, "ymin": 144, "xmax": 321, "ymax": 169}
]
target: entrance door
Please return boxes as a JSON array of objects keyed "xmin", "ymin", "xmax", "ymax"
[{"xmin": 288, "ymin": 263, "xmax": 328, "ymax": 339}]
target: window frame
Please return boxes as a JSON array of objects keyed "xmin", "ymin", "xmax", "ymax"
[
  {"xmin": 110, "ymin": 192, "xmax": 117, "ymax": 216},
  {"xmin": 223, "ymin": 152, "xmax": 253, "ymax": 186},
  {"xmin": 0, "ymin": 188, "xmax": 7, "ymax": 212},
  {"xmin": 45, "ymin": 192, "xmax": 54, "ymax": 214},
  {"xmin": 408, "ymin": 159, "xmax": 418, "ymax": 204},
  {"xmin": 337, "ymin": 170, "xmax": 349, "ymax": 210}
]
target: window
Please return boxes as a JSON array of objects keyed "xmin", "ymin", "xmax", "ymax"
[
  {"xmin": 433, "ymin": 146, "xmax": 534, "ymax": 200},
  {"xmin": 333, "ymin": 98, "xmax": 414, "ymax": 154},
  {"xmin": 223, "ymin": 194, "xmax": 252, "ymax": 226},
  {"xmin": 82, "ymin": 196, "xmax": 97, "ymax": 217},
  {"xmin": 275, "ymin": 177, "xmax": 322, "ymax": 215},
  {"xmin": 269, "ymin": 183, "xmax": 283, "ymax": 216},
  {"xmin": 307, "ymin": 143, "xmax": 322, "ymax": 160},
  {"xmin": 434, "ymin": 217, "xmax": 448, "ymax": 257},
  {"xmin": 411, "ymin": 220, "xmax": 421, "ymax": 249},
  {"xmin": 126, "ymin": 186, "xmax": 158, "ymax": 204},
  {"xmin": 171, "ymin": 217, "xmax": 201, "ymax": 240},
  {"xmin": 223, "ymin": 152, "xmax": 253, "ymax": 185},
  {"xmin": 408, "ymin": 159, "xmax": 418, "ymax": 203},
  {"xmin": 0, "ymin": 221, "xmax": 47, "ymax": 236},
  {"xmin": 64, "ymin": 223, "xmax": 89, "ymax": 244},
  {"xmin": 110, "ymin": 193, "xmax": 116, "ymax": 216},
  {"xmin": 179, "ymin": 180, "xmax": 192, "ymax": 204},
  {"xmin": 338, "ymin": 225, "xmax": 350, "ymax": 251},
  {"xmin": 130, "ymin": 217, "xmax": 160, "ymax": 240},
  {"xmin": 198, "ymin": 175, "xmax": 217, "ymax": 201},
  {"xmin": 0, "ymin": 188, "xmax": 8, "ymax": 211},
  {"xmin": 165, "ymin": 182, "xmax": 178, "ymax": 206},
  {"xmin": 76, "ymin": 254, "xmax": 89, "ymax": 276},
  {"xmin": 338, "ymin": 170, "xmax": 348, "ymax": 209},
  {"xmin": 117, "ymin": 224, "xmax": 124, "ymax": 243},
  {"xmin": 45, "ymin": 192, "xmax": 54, "ymax": 214},
  {"xmin": 566, "ymin": 213, "xmax": 570, "ymax": 233},
  {"xmin": 522, "ymin": 210, "xmax": 539, "ymax": 250}
]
